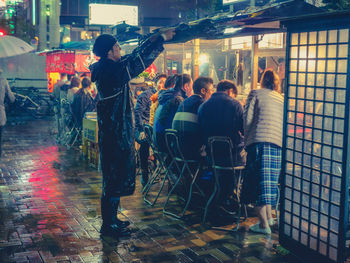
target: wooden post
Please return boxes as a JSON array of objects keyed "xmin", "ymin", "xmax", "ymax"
[
  {"xmin": 251, "ymin": 35, "xmax": 259, "ymax": 90},
  {"xmin": 163, "ymin": 51, "xmax": 167, "ymax": 74},
  {"xmin": 193, "ymin": 39, "xmax": 200, "ymax": 79}
]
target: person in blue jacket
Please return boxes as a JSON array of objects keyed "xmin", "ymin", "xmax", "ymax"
[
  {"xmin": 90, "ymin": 29, "xmax": 175, "ymax": 238},
  {"xmin": 153, "ymin": 74, "xmax": 193, "ymax": 153}
]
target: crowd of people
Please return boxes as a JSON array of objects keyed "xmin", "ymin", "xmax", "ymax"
[
  {"xmin": 52, "ymin": 73, "xmax": 99, "ymax": 143},
  {"xmin": 49, "ymin": 67, "xmax": 284, "ymax": 237},
  {"xmin": 82, "ymin": 30, "xmax": 284, "ymax": 238},
  {"xmin": 135, "ymin": 69, "xmax": 284, "ymax": 235}
]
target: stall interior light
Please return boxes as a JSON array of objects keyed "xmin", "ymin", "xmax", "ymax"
[
  {"xmin": 231, "ymin": 36, "xmax": 252, "ymax": 49},
  {"xmin": 224, "ymin": 27, "xmax": 242, "ymax": 35},
  {"xmin": 199, "ymin": 54, "xmax": 209, "ymax": 65}
]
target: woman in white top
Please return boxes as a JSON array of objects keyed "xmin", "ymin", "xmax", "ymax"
[
  {"xmin": 0, "ymin": 70, "xmax": 15, "ymax": 157},
  {"xmin": 242, "ymin": 69, "xmax": 284, "ymax": 234}
]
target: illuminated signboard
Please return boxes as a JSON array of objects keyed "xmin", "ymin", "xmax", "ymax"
[
  {"xmin": 89, "ymin": 4, "xmax": 138, "ymax": 26},
  {"xmin": 223, "ymin": 0, "xmax": 246, "ymax": 5}
]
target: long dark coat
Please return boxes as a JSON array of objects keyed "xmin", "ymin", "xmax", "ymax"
[{"xmin": 90, "ymin": 35, "xmax": 165, "ymax": 197}]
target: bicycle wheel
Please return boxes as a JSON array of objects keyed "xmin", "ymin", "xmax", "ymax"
[{"xmin": 32, "ymin": 98, "xmax": 50, "ymax": 119}]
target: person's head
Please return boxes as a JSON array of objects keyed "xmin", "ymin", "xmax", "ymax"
[
  {"xmin": 260, "ymin": 69, "xmax": 280, "ymax": 92},
  {"xmin": 82, "ymin": 77, "xmax": 92, "ymax": 89},
  {"xmin": 155, "ymin": 73, "xmax": 167, "ymax": 91},
  {"xmin": 70, "ymin": 76, "xmax": 81, "ymax": 89},
  {"xmin": 164, "ymin": 75, "xmax": 177, "ymax": 90},
  {"xmin": 80, "ymin": 73, "xmax": 88, "ymax": 79},
  {"xmin": 60, "ymin": 73, "xmax": 67, "ymax": 80},
  {"xmin": 93, "ymin": 34, "xmax": 121, "ymax": 61},
  {"xmin": 174, "ymin": 74, "xmax": 193, "ymax": 97},
  {"xmin": 216, "ymin": 80, "xmax": 238, "ymax": 98},
  {"xmin": 193, "ymin": 77, "xmax": 214, "ymax": 100}
]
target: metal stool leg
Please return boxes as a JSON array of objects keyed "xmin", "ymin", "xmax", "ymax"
[
  {"xmin": 144, "ymin": 159, "xmax": 174, "ymax": 206},
  {"xmin": 142, "ymin": 164, "xmax": 161, "ymax": 194},
  {"xmin": 163, "ymin": 163, "xmax": 186, "ymax": 219},
  {"xmin": 181, "ymin": 165, "xmax": 201, "ymax": 218}
]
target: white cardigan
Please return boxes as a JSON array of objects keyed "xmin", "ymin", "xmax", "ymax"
[{"xmin": 243, "ymin": 88, "xmax": 284, "ymax": 148}]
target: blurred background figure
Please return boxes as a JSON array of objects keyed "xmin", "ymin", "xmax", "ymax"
[
  {"xmin": 0, "ymin": 69, "xmax": 15, "ymax": 157},
  {"xmin": 277, "ymin": 58, "xmax": 285, "ymax": 93},
  {"xmin": 67, "ymin": 76, "xmax": 82, "ymax": 104},
  {"xmin": 129, "ymin": 76, "xmax": 148, "ymax": 105},
  {"xmin": 52, "ymin": 73, "xmax": 69, "ymax": 141},
  {"xmin": 71, "ymin": 77, "xmax": 99, "ymax": 129}
]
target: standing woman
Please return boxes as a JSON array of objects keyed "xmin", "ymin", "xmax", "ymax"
[
  {"xmin": 243, "ymin": 69, "xmax": 284, "ymax": 234},
  {"xmin": 0, "ymin": 69, "xmax": 15, "ymax": 157}
]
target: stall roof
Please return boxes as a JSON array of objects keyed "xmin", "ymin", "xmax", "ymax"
[
  {"xmin": 59, "ymin": 40, "xmax": 93, "ymax": 51},
  {"xmin": 164, "ymin": 0, "xmax": 325, "ymax": 43}
]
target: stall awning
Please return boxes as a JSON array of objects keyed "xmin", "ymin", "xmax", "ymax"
[{"xmin": 162, "ymin": 0, "xmax": 325, "ymax": 43}]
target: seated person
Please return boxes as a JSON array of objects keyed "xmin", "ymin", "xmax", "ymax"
[
  {"xmin": 153, "ymin": 74, "xmax": 193, "ymax": 152},
  {"xmin": 149, "ymin": 74, "xmax": 176, "ymax": 126},
  {"xmin": 71, "ymin": 77, "xmax": 99, "ymax": 128},
  {"xmin": 67, "ymin": 76, "xmax": 81, "ymax": 104},
  {"xmin": 134, "ymin": 75, "xmax": 161, "ymax": 186},
  {"xmin": 172, "ymin": 76, "xmax": 214, "ymax": 160},
  {"xmin": 198, "ymin": 80, "xmax": 245, "ymax": 207}
]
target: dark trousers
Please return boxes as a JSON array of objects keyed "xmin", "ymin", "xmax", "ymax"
[
  {"xmin": 139, "ymin": 140, "xmax": 150, "ymax": 175},
  {"xmin": 0, "ymin": 126, "xmax": 3, "ymax": 157}
]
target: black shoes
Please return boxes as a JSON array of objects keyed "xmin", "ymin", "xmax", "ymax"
[
  {"xmin": 116, "ymin": 218, "xmax": 130, "ymax": 228},
  {"xmin": 100, "ymin": 223, "xmax": 131, "ymax": 237}
]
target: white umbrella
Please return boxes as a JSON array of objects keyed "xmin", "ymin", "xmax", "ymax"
[{"xmin": 0, "ymin": 35, "xmax": 34, "ymax": 58}]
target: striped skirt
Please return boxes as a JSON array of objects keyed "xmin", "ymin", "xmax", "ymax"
[{"xmin": 241, "ymin": 142, "xmax": 282, "ymax": 206}]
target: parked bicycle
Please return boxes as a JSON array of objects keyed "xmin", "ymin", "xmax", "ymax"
[{"xmin": 6, "ymin": 87, "xmax": 51, "ymax": 119}]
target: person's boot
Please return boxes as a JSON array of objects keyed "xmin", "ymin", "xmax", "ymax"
[
  {"xmin": 111, "ymin": 199, "xmax": 131, "ymax": 229},
  {"xmin": 100, "ymin": 197, "xmax": 131, "ymax": 237}
]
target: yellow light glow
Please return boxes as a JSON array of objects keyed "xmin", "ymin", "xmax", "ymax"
[{"xmin": 199, "ymin": 54, "xmax": 209, "ymax": 65}]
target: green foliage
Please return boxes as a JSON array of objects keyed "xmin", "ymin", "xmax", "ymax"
[
  {"xmin": 323, "ymin": 0, "xmax": 350, "ymax": 10},
  {"xmin": 13, "ymin": 16, "xmax": 36, "ymax": 43},
  {"xmin": 0, "ymin": 4, "xmax": 36, "ymax": 43}
]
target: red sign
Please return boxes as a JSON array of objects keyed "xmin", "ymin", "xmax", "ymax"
[
  {"xmin": 45, "ymin": 51, "xmax": 75, "ymax": 74},
  {"xmin": 145, "ymin": 63, "xmax": 157, "ymax": 78},
  {"xmin": 75, "ymin": 54, "xmax": 93, "ymax": 73}
]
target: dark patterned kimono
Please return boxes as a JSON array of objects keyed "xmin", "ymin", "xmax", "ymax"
[{"xmin": 90, "ymin": 35, "xmax": 165, "ymax": 198}]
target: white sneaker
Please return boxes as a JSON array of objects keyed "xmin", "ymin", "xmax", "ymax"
[{"xmin": 249, "ymin": 223, "xmax": 271, "ymax": 235}]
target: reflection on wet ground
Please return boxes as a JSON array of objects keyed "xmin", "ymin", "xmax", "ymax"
[{"xmin": 0, "ymin": 118, "xmax": 301, "ymax": 262}]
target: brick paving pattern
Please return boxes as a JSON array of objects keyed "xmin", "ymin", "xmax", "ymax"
[{"xmin": 0, "ymin": 118, "xmax": 300, "ymax": 263}]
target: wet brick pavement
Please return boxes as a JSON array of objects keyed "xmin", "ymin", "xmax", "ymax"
[{"xmin": 0, "ymin": 118, "xmax": 301, "ymax": 263}]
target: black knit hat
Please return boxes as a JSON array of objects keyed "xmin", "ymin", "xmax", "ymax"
[{"xmin": 93, "ymin": 34, "xmax": 117, "ymax": 58}]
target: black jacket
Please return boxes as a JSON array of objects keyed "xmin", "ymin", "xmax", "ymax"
[
  {"xmin": 90, "ymin": 34, "xmax": 165, "ymax": 197},
  {"xmin": 198, "ymin": 92, "xmax": 244, "ymax": 164},
  {"xmin": 71, "ymin": 89, "xmax": 98, "ymax": 128}
]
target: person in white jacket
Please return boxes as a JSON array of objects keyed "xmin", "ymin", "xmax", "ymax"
[
  {"xmin": 243, "ymin": 69, "xmax": 284, "ymax": 235},
  {"xmin": 0, "ymin": 70, "xmax": 15, "ymax": 157}
]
